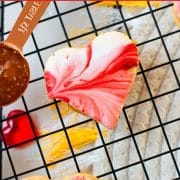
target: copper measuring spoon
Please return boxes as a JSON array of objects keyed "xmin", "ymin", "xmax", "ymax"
[{"xmin": 0, "ymin": 1, "xmax": 50, "ymax": 106}]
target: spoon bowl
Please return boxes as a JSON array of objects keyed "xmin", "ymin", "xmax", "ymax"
[{"xmin": 0, "ymin": 43, "xmax": 30, "ymax": 106}]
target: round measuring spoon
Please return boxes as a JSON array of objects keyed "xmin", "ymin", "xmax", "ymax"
[{"xmin": 0, "ymin": 1, "xmax": 50, "ymax": 106}]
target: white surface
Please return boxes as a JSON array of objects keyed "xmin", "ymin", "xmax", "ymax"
[{"xmin": 2, "ymin": 1, "xmax": 180, "ymax": 180}]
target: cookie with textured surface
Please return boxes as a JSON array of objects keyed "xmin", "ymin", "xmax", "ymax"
[{"xmin": 62, "ymin": 173, "xmax": 98, "ymax": 180}]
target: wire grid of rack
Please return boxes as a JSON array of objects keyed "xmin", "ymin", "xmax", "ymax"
[{"xmin": 0, "ymin": 1, "xmax": 180, "ymax": 180}]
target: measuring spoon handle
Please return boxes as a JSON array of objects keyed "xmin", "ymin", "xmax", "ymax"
[{"xmin": 5, "ymin": 1, "xmax": 50, "ymax": 50}]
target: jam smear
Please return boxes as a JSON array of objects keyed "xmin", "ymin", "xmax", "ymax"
[{"xmin": 1, "ymin": 109, "xmax": 39, "ymax": 148}]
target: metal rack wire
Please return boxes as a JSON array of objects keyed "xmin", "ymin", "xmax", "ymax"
[{"xmin": 0, "ymin": 1, "xmax": 180, "ymax": 180}]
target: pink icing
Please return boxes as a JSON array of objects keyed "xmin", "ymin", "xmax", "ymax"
[{"xmin": 174, "ymin": 1, "xmax": 180, "ymax": 17}]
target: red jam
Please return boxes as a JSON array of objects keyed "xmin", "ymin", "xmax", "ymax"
[{"xmin": 1, "ymin": 110, "xmax": 39, "ymax": 148}]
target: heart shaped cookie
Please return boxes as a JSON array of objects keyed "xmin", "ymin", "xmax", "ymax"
[{"xmin": 44, "ymin": 31, "xmax": 139, "ymax": 129}]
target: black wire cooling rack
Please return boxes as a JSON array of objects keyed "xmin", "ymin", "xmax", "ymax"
[{"xmin": 0, "ymin": 1, "xmax": 180, "ymax": 180}]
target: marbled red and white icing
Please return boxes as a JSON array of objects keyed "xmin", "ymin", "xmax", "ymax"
[{"xmin": 44, "ymin": 32, "xmax": 139, "ymax": 129}]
